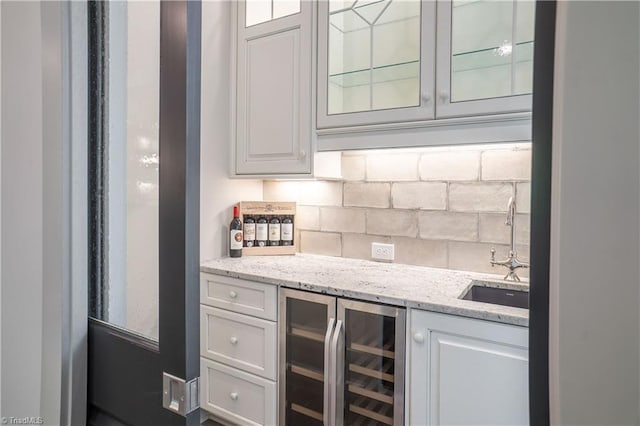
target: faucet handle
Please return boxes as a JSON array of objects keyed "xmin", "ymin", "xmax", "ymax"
[{"xmin": 490, "ymin": 248, "xmax": 496, "ymax": 264}]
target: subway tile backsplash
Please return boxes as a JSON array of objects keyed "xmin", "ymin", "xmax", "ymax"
[{"xmin": 263, "ymin": 143, "xmax": 531, "ymax": 276}]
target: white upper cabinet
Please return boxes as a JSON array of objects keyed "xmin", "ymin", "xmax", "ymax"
[
  {"xmin": 317, "ymin": 0, "xmax": 436, "ymax": 128},
  {"xmin": 234, "ymin": 0, "xmax": 313, "ymax": 176},
  {"xmin": 436, "ymin": 0, "xmax": 535, "ymax": 118},
  {"xmin": 316, "ymin": 0, "xmax": 535, "ymax": 150}
]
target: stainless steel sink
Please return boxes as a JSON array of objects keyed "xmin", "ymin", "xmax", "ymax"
[{"xmin": 461, "ymin": 283, "xmax": 529, "ymax": 309}]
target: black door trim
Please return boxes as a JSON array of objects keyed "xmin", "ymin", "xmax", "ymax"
[
  {"xmin": 87, "ymin": 1, "xmax": 201, "ymax": 424},
  {"xmin": 529, "ymin": 1, "xmax": 556, "ymax": 424}
]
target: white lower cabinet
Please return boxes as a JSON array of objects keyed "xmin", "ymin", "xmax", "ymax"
[
  {"xmin": 200, "ymin": 276, "xmax": 278, "ymax": 425},
  {"xmin": 201, "ymin": 358, "xmax": 277, "ymax": 426},
  {"xmin": 408, "ymin": 310, "xmax": 529, "ymax": 426}
]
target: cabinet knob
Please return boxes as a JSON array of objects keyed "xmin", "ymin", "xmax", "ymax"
[
  {"xmin": 421, "ymin": 93, "xmax": 432, "ymax": 103},
  {"xmin": 229, "ymin": 290, "xmax": 238, "ymax": 299},
  {"xmin": 230, "ymin": 392, "xmax": 238, "ymax": 401},
  {"xmin": 413, "ymin": 332, "xmax": 425, "ymax": 343},
  {"xmin": 230, "ymin": 336, "xmax": 238, "ymax": 345},
  {"xmin": 300, "ymin": 150, "xmax": 307, "ymax": 159},
  {"xmin": 439, "ymin": 90, "xmax": 449, "ymax": 102}
]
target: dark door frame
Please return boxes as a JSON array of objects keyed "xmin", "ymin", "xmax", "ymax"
[
  {"xmin": 529, "ymin": 1, "xmax": 556, "ymax": 424},
  {"xmin": 87, "ymin": 1, "xmax": 201, "ymax": 425}
]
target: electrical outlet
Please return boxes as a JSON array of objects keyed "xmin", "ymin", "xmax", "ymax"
[{"xmin": 371, "ymin": 242, "xmax": 395, "ymax": 261}]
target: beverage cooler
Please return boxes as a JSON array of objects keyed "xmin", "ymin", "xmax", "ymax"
[{"xmin": 279, "ymin": 288, "xmax": 406, "ymax": 426}]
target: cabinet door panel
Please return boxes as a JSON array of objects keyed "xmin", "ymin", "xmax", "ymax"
[
  {"xmin": 236, "ymin": 1, "xmax": 311, "ymax": 175},
  {"xmin": 436, "ymin": 0, "xmax": 534, "ymax": 118},
  {"xmin": 317, "ymin": 0, "xmax": 435, "ymax": 128},
  {"xmin": 409, "ymin": 310, "xmax": 529, "ymax": 426},
  {"xmin": 429, "ymin": 332, "xmax": 528, "ymax": 426}
]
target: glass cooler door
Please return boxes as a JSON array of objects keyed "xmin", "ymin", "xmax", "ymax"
[
  {"xmin": 337, "ymin": 299, "xmax": 406, "ymax": 426},
  {"xmin": 280, "ymin": 289, "xmax": 337, "ymax": 426}
]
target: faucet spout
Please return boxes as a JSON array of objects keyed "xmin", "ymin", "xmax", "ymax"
[{"xmin": 490, "ymin": 196, "xmax": 529, "ymax": 281}]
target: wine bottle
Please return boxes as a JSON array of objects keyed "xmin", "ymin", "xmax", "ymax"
[
  {"xmin": 256, "ymin": 215, "xmax": 268, "ymax": 247},
  {"xmin": 243, "ymin": 216, "xmax": 256, "ymax": 247},
  {"xmin": 281, "ymin": 215, "xmax": 293, "ymax": 246},
  {"xmin": 229, "ymin": 205, "xmax": 242, "ymax": 258},
  {"xmin": 268, "ymin": 216, "xmax": 281, "ymax": 246}
]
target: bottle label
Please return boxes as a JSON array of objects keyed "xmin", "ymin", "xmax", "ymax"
[
  {"xmin": 256, "ymin": 223, "xmax": 268, "ymax": 241},
  {"xmin": 230, "ymin": 230, "xmax": 243, "ymax": 250},
  {"xmin": 281, "ymin": 223, "xmax": 293, "ymax": 241},
  {"xmin": 269, "ymin": 224, "xmax": 281, "ymax": 241},
  {"xmin": 244, "ymin": 223, "xmax": 256, "ymax": 241}
]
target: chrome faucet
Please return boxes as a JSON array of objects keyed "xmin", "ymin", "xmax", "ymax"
[{"xmin": 490, "ymin": 196, "xmax": 529, "ymax": 281}]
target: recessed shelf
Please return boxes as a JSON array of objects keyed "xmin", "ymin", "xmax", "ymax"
[
  {"xmin": 329, "ymin": 60, "xmax": 419, "ymax": 88},
  {"xmin": 452, "ymin": 40, "xmax": 534, "ymax": 73}
]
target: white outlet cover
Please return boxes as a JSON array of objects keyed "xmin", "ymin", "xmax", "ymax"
[{"xmin": 372, "ymin": 242, "xmax": 395, "ymax": 261}]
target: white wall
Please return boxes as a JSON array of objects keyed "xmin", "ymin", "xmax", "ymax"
[
  {"xmin": 1, "ymin": 2, "xmax": 74, "ymax": 423},
  {"xmin": 200, "ymin": 0, "xmax": 262, "ymax": 262},
  {"xmin": 549, "ymin": 2, "xmax": 640, "ymax": 424},
  {"xmin": 1, "ymin": 2, "xmax": 44, "ymax": 418}
]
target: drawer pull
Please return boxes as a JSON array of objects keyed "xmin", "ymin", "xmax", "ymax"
[
  {"xmin": 413, "ymin": 332, "xmax": 425, "ymax": 344},
  {"xmin": 230, "ymin": 336, "xmax": 238, "ymax": 345},
  {"xmin": 230, "ymin": 392, "xmax": 239, "ymax": 401},
  {"xmin": 229, "ymin": 290, "xmax": 238, "ymax": 299}
]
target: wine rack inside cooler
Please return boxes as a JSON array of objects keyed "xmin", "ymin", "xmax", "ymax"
[
  {"xmin": 281, "ymin": 291, "xmax": 334, "ymax": 426},
  {"xmin": 341, "ymin": 303, "xmax": 405, "ymax": 426}
]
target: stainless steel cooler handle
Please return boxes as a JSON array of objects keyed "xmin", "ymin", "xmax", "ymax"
[
  {"xmin": 323, "ymin": 318, "xmax": 336, "ymax": 426},
  {"xmin": 330, "ymin": 320, "xmax": 344, "ymax": 426}
]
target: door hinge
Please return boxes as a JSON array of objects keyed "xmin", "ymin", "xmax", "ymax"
[{"xmin": 162, "ymin": 372, "xmax": 200, "ymax": 416}]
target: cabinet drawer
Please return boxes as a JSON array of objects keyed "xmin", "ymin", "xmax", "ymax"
[
  {"xmin": 200, "ymin": 273, "xmax": 277, "ymax": 320},
  {"xmin": 201, "ymin": 358, "xmax": 277, "ymax": 426},
  {"xmin": 200, "ymin": 305, "xmax": 277, "ymax": 380}
]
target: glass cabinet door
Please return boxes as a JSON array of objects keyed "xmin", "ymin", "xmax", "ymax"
[
  {"xmin": 337, "ymin": 299, "xmax": 406, "ymax": 426},
  {"xmin": 436, "ymin": 0, "xmax": 535, "ymax": 117},
  {"xmin": 317, "ymin": 0, "xmax": 436, "ymax": 128},
  {"xmin": 280, "ymin": 289, "xmax": 337, "ymax": 426}
]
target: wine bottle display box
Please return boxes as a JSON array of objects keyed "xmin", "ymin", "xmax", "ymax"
[{"xmin": 239, "ymin": 201, "xmax": 296, "ymax": 256}]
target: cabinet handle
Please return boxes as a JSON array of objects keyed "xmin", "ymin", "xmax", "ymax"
[
  {"xmin": 421, "ymin": 93, "xmax": 432, "ymax": 103},
  {"xmin": 413, "ymin": 332, "xmax": 425, "ymax": 343},
  {"xmin": 299, "ymin": 149, "xmax": 307, "ymax": 159},
  {"xmin": 229, "ymin": 290, "xmax": 238, "ymax": 299},
  {"xmin": 229, "ymin": 392, "xmax": 238, "ymax": 401},
  {"xmin": 439, "ymin": 90, "xmax": 449, "ymax": 102},
  {"xmin": 230, "ymin": 336, "xmax": 238, "ymax": 345},
  {"xmin": 323, "ymin": 318, "xmax": 336, "ymax": 425}
]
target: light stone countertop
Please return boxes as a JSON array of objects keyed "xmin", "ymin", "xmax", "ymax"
[{"xmin": 200, "ymin": 253, "xmax": 529, "ymax": 327}]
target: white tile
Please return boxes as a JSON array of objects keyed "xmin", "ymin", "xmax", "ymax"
[
  {"xmin": 479, "ymin": 213, "xmax": 530, "ymax": 245},
  {"xmin": 342, "ymin": 233, "xmax": 391, "ymax": 261},
  {"xmin": 448, "ymin": 241, "xmax": 510, "ymax": 274},
  {"xmin": 516, "ymin": 182, "xmax": 531, "ymax": 213},
  {"xmin": 320, "ymin": 207, "xmax": 366, "ymax": 233},
  {"xmin": 299, "ymin": 231, "xmax": 341, "ymax": 256},
  {"xmin": 481, "ymin": 149, "xmax": 532, "ymax": 181},
  {"xmin": 419, "ymin": 211, "xmax": 478, "ymax": 241},
  {"xmin": 366, "ymin": 209, "xmax": 418, "ymax": 237},
  {"xmin": 449, "ymin": 182, "xmax": 514, "ymax": 212},
  {"xmin": 392, "ymin": 237, "xmax": 448, "ymax": 268},
  {"xmin": 391, "ymin": 182, "xmax": 447, "ymax": 210},
  {"xmin": 295, "ymin": 205, "xmax": 320, "ymax": 230},
  {"xmin": 344, "ymin": 183, "xmax": 390, "ymax": 208},
  {"xmin": 366, "ymin": 153, "xmax": 419, "ymax": 181},
  {"xmin": 419, "ymin": 150, "xmax": 480, "ymax": 181}
]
